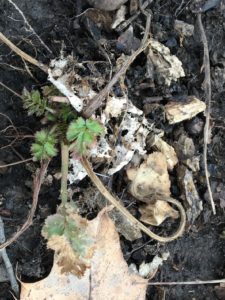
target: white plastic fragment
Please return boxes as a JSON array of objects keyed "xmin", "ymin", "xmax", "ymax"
[
  {"xmin": 108, "ymin": 145, "xmax": 134, "ymax": 175},
  {"xmin": 108, "ymin": 100, "xmax": 153, "ymax": 175}
]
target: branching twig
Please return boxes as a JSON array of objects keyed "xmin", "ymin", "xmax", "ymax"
[
  {"xmin": 6, "ymin": 0, "xmax": 52, "ymax": 54},
  {"xmin": 0, "ymin": 217, "xmax": 19, "ymax": 296},
  {"xmin": 82, "ymin": 11, "xmax": 151, "ymax": 118},
  {"xmin": 0, "ymin": 160, "xmax": 49, "ymax": 249},
  {"xmin": 197, "ymin": 14, "xmax": 216, "ymax": 214},
  {"xmin": 81, "ymin": 157, "xmax": 186, "ymax": 243}
]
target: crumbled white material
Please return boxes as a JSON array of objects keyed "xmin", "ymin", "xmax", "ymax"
[
  {"xmin": 147, "ymin": 39, "xmax": 185, "ymax": 86},
  {"xmin": 105, "ymin": 96, "xmax": 127, "ymax": 118},
  {"xmin": 111, "ymin": 5, "xmax": 127, "ymax": 29},
  {"xmin": 108, "ymin": 145, "xmax": 134, "ymax": 175},
  {"xmin": 68, "ymin": 158, "xmax": 87, "ymax": 183},
  {"xmin": 128, "ymin": 263, "xmax": 139, "ymax": 275},
  {"xmin": 90, "ymin": 136, "xmax": 112, "ymax": 159},
  {"xmin": 139, "ymin": 252, "xmax": 170, "ymax": 278},
  {"xmin": 48, "ymin": 57, "xmax": 83, "ymax": 112},
  {"xmin": 108, "ymin": 100, "xmax": 153, "ymax": 175}
]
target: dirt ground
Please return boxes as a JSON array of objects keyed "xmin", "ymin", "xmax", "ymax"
[{"xmin": 0, "ymin": 0, "xmax": 225, "ymax": 299}]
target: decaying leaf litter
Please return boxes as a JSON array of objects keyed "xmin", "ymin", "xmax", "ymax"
[{"xmin": 0, "ymin": 0, "xmax": 225, "ymax": 299}]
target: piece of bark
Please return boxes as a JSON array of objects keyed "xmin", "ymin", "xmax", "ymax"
[{"xmin": 165, "ymin": 96, "xmax": 206, "ymax": 124}]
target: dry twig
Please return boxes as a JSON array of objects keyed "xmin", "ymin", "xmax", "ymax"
[
  {"xmin": 0, "ymin": 158, "xmax": 33, "ymax": 169},
  {"xmin": 0, "ymin": 33, "xmax": 48, "ymax": 73},
  {"xmin": 0, "ymin": 161, "xmax": 49, "ymax": 249},
  {"xmin": 136, "ymin": 278, "xmax": 225, "ymax": 286},
  {"xmin": 6, "ymin": 0, "xmax": 52, "ymax": 54},
  {"xmin": 83, "ymin": 8, "xmax": 151, "ymax": 117},
  {"xmin": 197, "ymin": 14, "xmax": 216, "ymax": 214}
]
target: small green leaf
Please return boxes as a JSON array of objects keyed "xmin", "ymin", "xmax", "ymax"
[
  {"xmin": 66, "ymin": 118, "xmax": 86, "ymax": 142},
  {"xmin": 22, "ymin": 88, "xmax": 48, "ymax": 117},
  {"xmin": 86, "ymin": 119, "xmax": 104, "ymax": 135},
  {"xmin": 67, "ymin": 117, "xmax": 103, "ymax": 154},
  {"xmin": 42, "ymin": 214, "xmax": 65, "ymax": 239},
  {"xmin": 31, "ymin": 129, "xmax": 58, "ymax": 161}
]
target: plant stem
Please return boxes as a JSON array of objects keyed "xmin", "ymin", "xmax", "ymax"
[
  {"xmin": 81, "ymin": 157, "xmax": 186, "ymax": 243},
  {"xmin": 61, "ymin": 142, "xmax": 69, "ymax": 205}
]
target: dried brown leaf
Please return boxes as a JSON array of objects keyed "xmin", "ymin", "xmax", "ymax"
[
  {"xmin": 139, "ymin": 200, "xmax": 179, "ymax": 226},
  {"xmin": 20, "ymin": 210, "xmax": 147, "ymax": 300},
  {"xmin": 128, "ymin": 152, "xmax": 171, "ymax": 200}
]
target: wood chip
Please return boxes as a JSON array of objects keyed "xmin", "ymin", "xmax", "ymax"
[{"xmin": 165, "ymin": 96, "xmax": 206, "ymax": 124}]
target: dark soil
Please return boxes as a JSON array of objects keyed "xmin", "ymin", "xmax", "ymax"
[{"xmin": 0, "ymin": 0, "xmax": 225, "ymax": 299}]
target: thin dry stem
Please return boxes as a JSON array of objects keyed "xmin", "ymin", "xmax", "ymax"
[
  {"xmin": 0, "ymin": 32, "xmax": 48, "ymax": 73},
  {"xmin": 83, "ymin": 11, "xmax": 151, "ymax": 118},
  {"xmin": 0, "ymin": 160, "xmax": 49, "ymax": 249},
  {"xmin": 197, "ymin": 14, "xmax": 216, "ymax": 214},
  {"xmin": 0, "ymin": 81, "xmax": 22, "ymax": 99},
  {"xmin": 135, "ymin": 278, "xmax": 225, "ymax": 286},
  {"xmin": 0, "ymin": 217, "xmax": 19, "ymax": 295},
  {"xmin": 0, "ymin": 158, "xmax": 32, "ymax": 169},
  {"xmin": 81, "ymin": 157, "xmax": 186, "ymax": 243}
]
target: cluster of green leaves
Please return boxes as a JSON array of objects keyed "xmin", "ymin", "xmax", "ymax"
[
  {"xmin": 67, "ymin": 117, "xmax": 104, "ymax": 154},
  {"xmin": 25, "ymin": 85, "xmax": 104, "ymax": 159},
  {"xmin": 31, "ymin": 130, "xmax": 58, "ymax": 161},
  {"xmin": 22, "ymin": 88, "xmax": 48, "ymax": 117}
]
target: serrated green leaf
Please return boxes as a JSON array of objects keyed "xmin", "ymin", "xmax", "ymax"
[
  {"xmin": 67, "ymin": 117, "xmax": 103, "ymax": 155},
  {"xmin": 86, "ymin": 119, "xmax": 103, "ymax": 135},
  {"xmin": 22, "ymin": 88, "xmax": 48, "ymax": 117},
  {"xmin": 44, "ymin": 141, "xmax": 58, "ymax": 157},
  {"xmin": 31, "ymin": 129, "xmax": 58, "ymax": 161},
  {"xmin": 42, "ymin": 214, "xmax": 65, "ymax": 239},
  {"xmin": 66, "ymin": 118, "xmax": 86, "ymax": 142}
]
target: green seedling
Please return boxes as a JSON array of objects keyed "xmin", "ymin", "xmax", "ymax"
[
  {"xmin": 67, "ymin": 117, "xmax": 104, "ymax": 154},
  {"xmin": 31, "ymin": 129, "xmax": 58, "ymax": 161}
]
